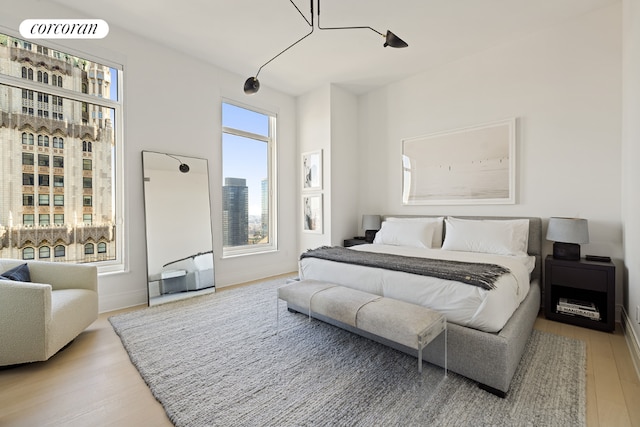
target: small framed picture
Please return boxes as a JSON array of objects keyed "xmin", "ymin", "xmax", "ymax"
[
  {"xmin": 302, "ymin": 150, "xmax": 322, "ymax": 191},
  {"xmin": 302, "ymin": 194, "xmax": 323, "ymax": 234}
]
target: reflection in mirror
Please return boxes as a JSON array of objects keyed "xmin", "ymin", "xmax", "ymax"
[{"xmin": 142, "ymin": 151, "xmax": 215, "ymax": 306}]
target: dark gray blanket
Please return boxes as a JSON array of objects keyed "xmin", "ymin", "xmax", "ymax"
[{"xmin": 300, "ymin": 246, "xmax": 510, "ymax": 290}]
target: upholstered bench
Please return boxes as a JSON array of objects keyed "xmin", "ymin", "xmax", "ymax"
[{"xmin": 277, "ymin": 279, "xmax": 446, "ymax": 373}]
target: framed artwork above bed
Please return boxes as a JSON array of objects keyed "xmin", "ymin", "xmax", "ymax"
[{"xmin": 402, "ymin": 118, "xmax": 517, "ymax": 205}]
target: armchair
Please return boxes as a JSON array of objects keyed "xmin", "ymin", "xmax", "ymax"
[{"xmin": 0, "ymin": 259, "xmax": 98, "ymax": 366}]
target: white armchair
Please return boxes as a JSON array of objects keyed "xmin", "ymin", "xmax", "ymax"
[{"xmin": 0, "ymin": 259, "xmax": 98, "ymax": 366}]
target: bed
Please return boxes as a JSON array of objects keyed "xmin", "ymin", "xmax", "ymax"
[{"xmin": 295, "ymin": 215, "xmax": 542, "ymax": 396}]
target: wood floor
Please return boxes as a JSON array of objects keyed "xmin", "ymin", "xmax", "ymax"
[{"xmin": 1, "ymin": 288, "xmax": 638, "ymax": 427}]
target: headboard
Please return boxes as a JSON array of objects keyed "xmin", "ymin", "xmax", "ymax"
[{"xmin": 381, "ymin": 215, "xmax": 543, "ymax": 284}]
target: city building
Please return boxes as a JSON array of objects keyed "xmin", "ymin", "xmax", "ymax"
[
  {"xmin": 222, "ymin": 177, "xmax": 248, "ymax": 247},
  {"xmin": 0, "ymin": 34, "xmax": 115, "ymax": 262}
]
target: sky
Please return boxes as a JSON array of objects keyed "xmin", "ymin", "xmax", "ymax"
[{"xmin": 222, "ymin": 103, "xmax": 269, "ymax": 216}]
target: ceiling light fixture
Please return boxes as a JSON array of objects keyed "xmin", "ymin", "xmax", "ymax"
[
  {"xmin": 243, "ymin": 0, "xmax": 408, "ymax": 95},
  {"xmin": 166, "ymin": 154, "xmax": 190, "ymax": 173}
]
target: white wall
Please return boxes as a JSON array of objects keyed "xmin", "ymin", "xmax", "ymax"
[
  {"xmin": 1, "ymin": 1, "xmax": 299, "ymax": 311},
  {"xmin": 297, "ymin": 84, "xmax": 360, "ymax": 253},
  {"xmin": 357, "ymin": 5, "xmax": 624, "ymax": 309},
  {"xmin": 298, "ymin": 85, "xmax": 332, "ymax": 251},
  {"xmin": 329, "ymin": 86, "xmax": 360, "ymax": 245},
  {"xmin": 622, "ymin": 0, "xmax": 640, "ymax": 359}
]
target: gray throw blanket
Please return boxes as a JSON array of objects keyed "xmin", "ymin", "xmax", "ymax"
[{"xmin": 300, "ymin": 246, "xmax": 510, "ymax": 290}]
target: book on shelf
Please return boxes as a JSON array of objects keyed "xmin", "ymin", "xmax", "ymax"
[
  {"xmin": 556, "ymin": 303, "xmax": 601, "ymax": 320},
  {"xmin": 557, "ymin": 297, "xmax": 597, "ymax": 312}
]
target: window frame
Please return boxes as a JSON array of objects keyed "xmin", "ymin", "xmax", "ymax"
[
  {"xmin": 0, "ymin": 33, "xmax": 126, "ymax": 273},
  {"xmin": 221, "ymin": 99, "xmax": 277, "ymax": 258}
]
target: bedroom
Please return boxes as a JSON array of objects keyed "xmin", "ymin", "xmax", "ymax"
[{"xmin": 0, "ymin": 0, "xmax": 638, "ymax": 425}]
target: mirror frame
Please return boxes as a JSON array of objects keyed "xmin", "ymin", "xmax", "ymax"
[{"xmin": 141, "ymin": 150, "xmax": 215, "ymax": 306}]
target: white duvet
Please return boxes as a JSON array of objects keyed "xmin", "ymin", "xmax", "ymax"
[{"xmin": 298, "ymin": 244, "xmax": 534, "ymax": 333}]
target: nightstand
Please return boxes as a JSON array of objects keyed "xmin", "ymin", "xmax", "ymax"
[
  {"xmin": 343, "ymin": 238, "xmax": 368, "ymax": 247},
  {"xmin": 544, "ymin": 255, "xmax": 615, "ymax": 332}
]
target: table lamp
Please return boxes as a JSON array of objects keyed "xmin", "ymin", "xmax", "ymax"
[
  {"xmin": 362, "ymin": 215, "xmax": 381, "ymax": 243},
  {"xmin": 546, "ymin": 217, "xmax": 589, "ymax": 261}
]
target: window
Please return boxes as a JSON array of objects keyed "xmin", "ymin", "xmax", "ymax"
[
  {"xmin": 39, "ymin": 214, "xmax": 50, "ymax": 225},
  {"xmin": 39, "ymin": 246, "xmax": 51, "ymax": 259},
  {"xmin": 98, "ymin": 242, "xmax": 107, "ymax": 254},
  {"xmin": 84, "ymin": 243, "xmax": 94, "ymax": 255},
  {"xmin": 38, "ymin": 154, "xmax": 49, "ymax": 167},
  {"xmin": 54, "ymin": 245, "xmax": 65, "ymax": 258},
  {"xmin": 1, "ymin": 33, "xmax": 124, "ymax": 270},
  {"xmin": 83, "ymin": 159, "xmax": 92, "ymax": 170},
  {"xmin": 83, "ymin": 196, "xmax": 92, "ymax": 207},
  {"xmin": 23, "ymin": 173, "xmax": 34, "ymax": 185},
  {"xmin": 23, "ymin": 247, "xmax": 35, "ymax": 260},
  {"xmin": 221, "ymin": 101, "xmax": 276, "ymax": 256},
  {"xmin": 22, "ymin": 133, "xmax": 34, "ymax": 145},
  {"xmin": 22, "ymin": 152, "xmax": 34, "ymax": 165}
]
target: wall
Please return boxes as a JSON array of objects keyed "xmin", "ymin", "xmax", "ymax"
[
  {"xmin": 297, "ymin": 84, "xmax": 359, "ymax": 253},
  {"xmin": 622, "ymin": 0, "xmax": 640, "ymax": 365},
  {"xmin": 298, "ymin": 85, "xmax": 331, "ymax": 251},
  {"xmin": 358, "ymin": 5, "xmax": 624, "ymax": 309},
  {"xmin": 329, "ymin": 86, "xmax": 359, "ymax": 245},
  {"xmin": 1, "ymin": 1, "xmax": 299, "ymax": 311}
]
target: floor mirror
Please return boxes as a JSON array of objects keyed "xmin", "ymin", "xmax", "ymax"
[{"xmin": 142, "ymin": 151, "xmax": 215, "ymax": 306}]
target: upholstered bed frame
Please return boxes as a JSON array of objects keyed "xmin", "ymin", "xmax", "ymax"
[{"xmin": 289, "ymin": 215, "xmax": 542, "ymax": 397}]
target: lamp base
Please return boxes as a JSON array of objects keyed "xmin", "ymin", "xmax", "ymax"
[
  {"xmin": 553, "ymin": 242, "xmax": 581, "ymax": 261},
  {"xmin": 364, "ymin": 230, "xmax": 378, "ymax": 243}
]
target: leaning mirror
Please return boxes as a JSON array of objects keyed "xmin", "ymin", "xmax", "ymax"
[{"xmin": 142, "ymin": 151, "xmax": 215, "ymax": 306}]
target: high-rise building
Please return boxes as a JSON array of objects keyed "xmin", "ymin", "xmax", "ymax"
[
  {"xmin": 0, "ymin": 34, "xmax": 116, "ymax": 262},
  {"xmin": 222, "ymin": 177, "xmax": 248, "ymax": 247}
]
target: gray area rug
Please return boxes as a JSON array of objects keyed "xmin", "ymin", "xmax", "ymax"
[{"xmin": 109, "ymin": 277, "xmax": 586, "ymax": 426}]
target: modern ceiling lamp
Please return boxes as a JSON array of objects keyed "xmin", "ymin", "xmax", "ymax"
[
  {"xmin": 166, "ymin": 154, "xmax": 190, "ymax": 173},
  {"xmin": 243, "ymin": 0, "xmax": 408, "ymax": 95}
]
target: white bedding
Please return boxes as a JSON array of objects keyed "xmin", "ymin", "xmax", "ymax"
[{"xmin": 298, "ymin": 244, "xmax": 534, "ymax": 333}]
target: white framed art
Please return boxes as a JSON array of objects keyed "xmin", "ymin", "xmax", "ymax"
[
  {"xmin": 402, "ymin": 118, "xmax": 517, "ymax": 205},
  {"xmin": 302, "ymin": 150, "xmax": 322, "ymax": 191},
  {"xmin": 302, "ymin": 194, "xmax": 323, "ymax": 234}
]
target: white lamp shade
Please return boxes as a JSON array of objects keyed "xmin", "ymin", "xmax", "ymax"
[
  {"xmin": 546, "ymin": 217, "xmax": 589, "ymax": 244},
  {"xmin": 362, "ymin": 215, "xmax": 381, "ymax": 231}
]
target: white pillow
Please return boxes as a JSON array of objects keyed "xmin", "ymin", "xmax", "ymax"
[
  {"xmin": 442, "ymin": 217, "xmax": 530, "ymax": 256},
  {"xmin": 385, "ymin": 217, "xmax": 444, "ymax": 248},
  {"xmin": 373, "ymin": 220, "xmax": 436, "ymax": 248}
]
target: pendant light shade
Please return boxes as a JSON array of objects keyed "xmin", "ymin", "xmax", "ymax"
[
  {"xmin": 244, "ymin": 77, "xmax": 260, "ymax": 95},
  {"xmin": 384, "ymin": 30, "xmax": 408, "ymax": 48}
]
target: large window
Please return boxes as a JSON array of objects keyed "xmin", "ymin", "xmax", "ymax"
[
  {"xmin": 0, "ymin": 33, "xmax": 123, "ymax": 269},
  {"xmin": 221, "ymin": 101, "xmax": 276, "ymax": 256}
]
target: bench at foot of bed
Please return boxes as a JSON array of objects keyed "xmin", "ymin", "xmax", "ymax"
[{"xmin": 277, "ymin": 279, "xmax": 447, "ymax": 373}]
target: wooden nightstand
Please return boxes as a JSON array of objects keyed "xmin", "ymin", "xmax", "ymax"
[
  {"xmin": 544, "ymin": 255, "xmax": 615, "ymax": 332},
  {"xmin": 343, "ymin": 238, "xmax": 368, "ymax": 247}
]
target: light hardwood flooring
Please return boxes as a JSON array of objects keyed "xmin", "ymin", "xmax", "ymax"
[{"xmin": 1, "ymin": 288, "xmax": 638, "ymax": 427}]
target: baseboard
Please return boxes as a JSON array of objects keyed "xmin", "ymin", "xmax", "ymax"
[{"xmin": 620, "ymin": 306, "xmax": 640, "ymax": 381}]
